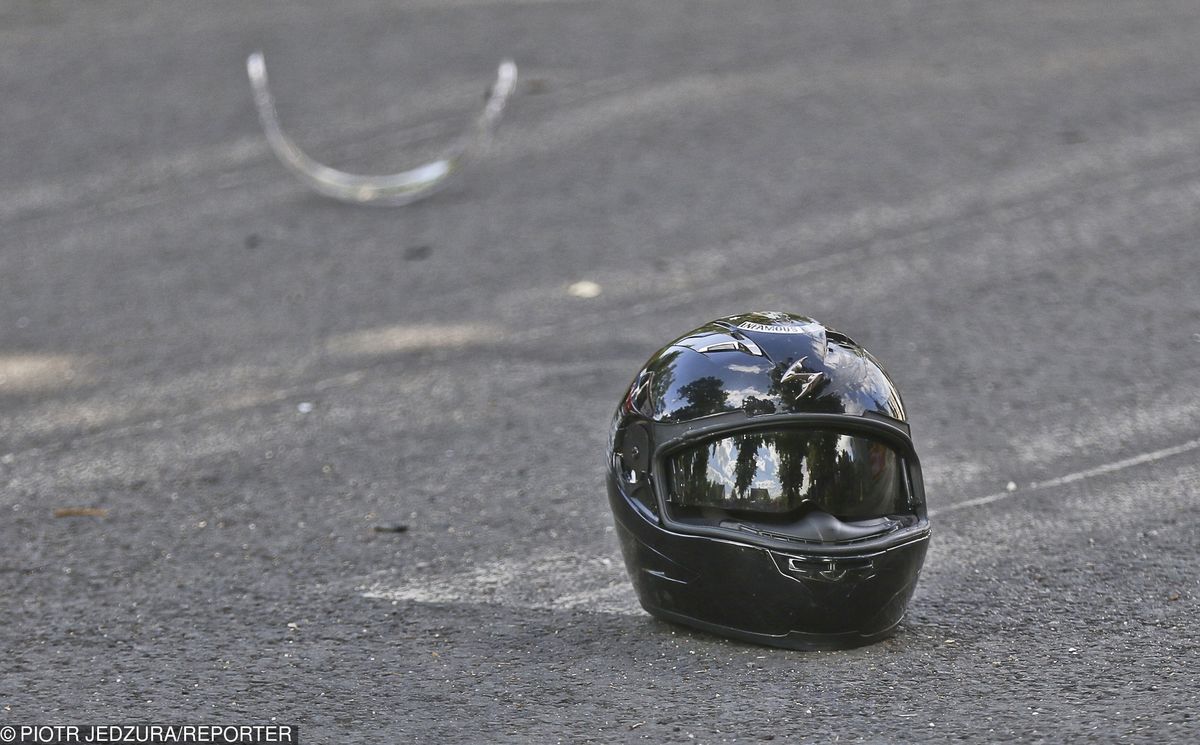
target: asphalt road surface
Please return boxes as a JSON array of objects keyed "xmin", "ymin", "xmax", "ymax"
[{"xmin": 3, "ymin": 1, "xmax": 1200, "ymax": 742}]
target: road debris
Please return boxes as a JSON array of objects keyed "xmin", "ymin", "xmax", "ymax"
[
  {"xmin": 54, "ymin": 507, "xmax": 109, "ymax": 518},
  {"xmin": 403, "ymin": 245, "xmax": 433, "ymax": 261},
  {"xmin": 567, "ymin": 280, "xmax": 602, "ymax": 298},
  {"xmin": 372, "ymin": 524, "xmax": 410, "ymax": 534},
  {"xmin": 246, "ymin": 52, "xmax": 517, "ymax": 206}
]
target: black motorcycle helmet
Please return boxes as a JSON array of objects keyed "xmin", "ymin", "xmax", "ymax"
[{"xmin": 606, "ymin": 311, "xmax": 930, "ymax": 650}]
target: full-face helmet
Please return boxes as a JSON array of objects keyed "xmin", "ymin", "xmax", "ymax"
[{"xmin": 606, "ymin": 311, "xmax": 930, "ymax": 649}]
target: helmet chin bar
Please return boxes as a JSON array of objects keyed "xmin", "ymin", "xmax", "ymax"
[
  {"xmin": 246, "ymin": 52, "xmax": 517, "ymax": 206},
  {"xmin": 717, "ymin": 510, "xmax": 915, "ymax": 544}
]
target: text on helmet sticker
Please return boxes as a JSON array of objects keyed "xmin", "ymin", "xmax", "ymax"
[{"xmin": 737, "ymin": 321, "xmax": 824, "ymax": 335}]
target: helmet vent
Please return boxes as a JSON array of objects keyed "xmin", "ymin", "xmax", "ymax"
[
  {"xmin": 780, "ymin": 359, "xmax": 827, "ymax": 399},
  {"xmin": 696, "ymin": 336, "xmax": 764, "ymax": 357}
]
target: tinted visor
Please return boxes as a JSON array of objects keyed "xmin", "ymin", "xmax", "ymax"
[{"xmin": 667, "ymin": 429, "xmax": 908, "ymax": 520}]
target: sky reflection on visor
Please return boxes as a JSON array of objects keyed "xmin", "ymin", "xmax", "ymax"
[{"xmin": 668, "ymin": 430, "xmax": 906, "ymax": 520}]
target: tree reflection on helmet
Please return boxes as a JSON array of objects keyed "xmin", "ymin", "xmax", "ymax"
[{"xmin": 606, "ymin": 311, "xmax": 930, "ymax": 650}]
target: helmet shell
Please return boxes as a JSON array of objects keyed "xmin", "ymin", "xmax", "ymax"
[{"xmin": 606, "ymin": 311, "xmax": 930, "ymax": 649}]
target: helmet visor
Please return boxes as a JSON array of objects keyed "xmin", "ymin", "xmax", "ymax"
[{"xmin": 667, "ymin": 429, "xmax": 908, "ymax": 520}]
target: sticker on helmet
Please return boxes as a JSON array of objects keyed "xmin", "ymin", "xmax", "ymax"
[{"xmin": 737, "ymin": 321, "xmax": 824, "ymax": 335}]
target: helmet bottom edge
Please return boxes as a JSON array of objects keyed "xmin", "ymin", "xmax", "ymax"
[{"xmin": 639, "ymin": 603, "xmax": 903, "ymax": 651}]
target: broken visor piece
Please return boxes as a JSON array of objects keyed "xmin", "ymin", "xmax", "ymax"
[
  {"xmin": 667, "ymin": 429, "xmax": 908, "ymax": 520},
  {"xmin": 246, "ymin": 52, "xmax": 517, "ymax": 206}
]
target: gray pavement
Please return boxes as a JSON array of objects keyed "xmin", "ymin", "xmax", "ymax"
[{"xmin": 2, "ymin": 0, "xmax": 1199, "ymax": 741}]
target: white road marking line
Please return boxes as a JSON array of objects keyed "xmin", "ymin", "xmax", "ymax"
[
  {"xmin": 325, "ymin": 323, "xmax": 500, "ymax": 357},
  {"xmin": 0, "ymin": 353, "xmax": 93, "ymax": 393},
  {"xmin": 359, "ymin": 552, "xmax": 642, "ymax": 616},
  {"xmin": 928, "ymin": 436, "xmax": 1200, "ymax": 517}
]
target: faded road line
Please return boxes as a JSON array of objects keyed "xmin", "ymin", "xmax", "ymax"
[
  {"xmin": 928, "ymin": 436, "xmax": 1200, "ymax": 516},
  {"xmin": 359, "ymin": 552, "xmax": 642, "ymax": 616}
]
